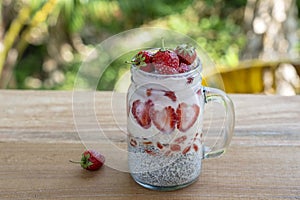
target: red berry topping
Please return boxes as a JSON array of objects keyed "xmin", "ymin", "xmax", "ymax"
[
  {"xmin": 155, "ymin": 64, "xmax": 179, "ymax": 75},
  {"xmin": 140, "ymin": 64, "xmax": 154, "ymax": 73},
  {"xmin": 152, "ymin": 49, "xmax": 180, "ymax": 74},
  {"xmin": 131, "ymin": 99, "xmax": 153, "ymax": 129},
  {"xmin": 70, "ymin": 150, "xmax": 105, "ymax": 171},
  {"xmin": 133, "ymin": 50, "xmax": 154, "ymax": 72},
  {"xmin": 150, "ymin": 106, "xmax": 177, "ymax": 134},
  {"xmin": 176, "ymin": 103, "xmax": 200, "ymax": 132},
  {"xmin": 175, "ymin": 44, "xmax": 197, "ymax": 65},
  {"xmin": 177, "ymin": 62, "xmax": 191, "ymax": 73}
]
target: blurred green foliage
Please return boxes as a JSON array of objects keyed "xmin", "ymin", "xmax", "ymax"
[{"xmin": 0, "ymin": 0, "xmax": 298, "ymax": 90}]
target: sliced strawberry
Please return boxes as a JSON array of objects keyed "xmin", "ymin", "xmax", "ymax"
[
  {"xmin": 142, "ymin": 140, "xmax": 153, "ymax": 145},
  {"xmin": 146, "ymin": 88, "xmax": 152, "ymax": 96},
  {"xmin": 196, "ymin": 89, "xmax": 202, "ymax": 96},
  {"xmin": 145, "ymin": 149, "xmax": 157, "ymax": 156},
  {"xmin": 146, "ymin": 89, "xmax": 177, "ymax": 102},
  {"xmin": 186, "ymin": 77, "xmax": 194, "ymax": 84},
  {"xmin": 182, "ymin": 146, "xmax": 191, "ymax": 155},
  {"xmin": 176, "ymin": 103, "xmax": 200, "ymax": 132},
  {"xmin": 193, "ymin": 132, "xmax": 199, "ymax": 141},
  {"xmin": 130, "ymin": 138, "xmax": 137, "ymax": 147},
  {"xmin": 193, "ymin": 143, "xmax": 199, "ymax": 152},
  {"xmin": 150, "ymin": 106, "xmax": 177, "ymax": 134},
  {"xmin": 164, "ymin": 91, "xmax": 177, "ymax": 102},
  {"xmin": 174, "ymin": 135, "xmax": 187, "ymax": 144},
  {"xmin": 131, "ymin": 99, "xmax": 153, "ymax": 129},
  {"xmin": 156, "ymin": 142, "xmax": 164, "ymax": 149},
  {"xmin": 170, "ymin": 144, "xmax": 181, "ymax": 151}
]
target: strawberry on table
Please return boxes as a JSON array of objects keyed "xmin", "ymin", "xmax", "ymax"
[
  {"xmin": 175, "ymin": 44, "xmax": 197, "ymax": 65},
  {"xmin": 70, "ymin": 150, "xmax": 105, "ymax": 171},
  {"xmin": 150, "ymin": 106, "xmax": 177, "ymax": 134},
  {"xmin": 131, "ymin": 99, "xmax": 153, "ymax": 129},
  {"xmin": 176, "ymin": 102, "xmax": 200, "ymax": 132}
]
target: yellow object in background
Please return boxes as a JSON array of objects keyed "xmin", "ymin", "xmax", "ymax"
[{"xmin": 203, "ymin": 60, "xmax": 300, "ymax": 94}]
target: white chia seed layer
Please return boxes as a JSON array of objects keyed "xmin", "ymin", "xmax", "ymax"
[{"xmin": 128, "ymin": 145, "xmax": 202, "ymax": 187}]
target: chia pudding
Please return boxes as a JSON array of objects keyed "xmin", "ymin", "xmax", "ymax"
[
  {"xmin": 127, "ymin": 45, "xmax": 205, "ymax": 190},
  {"xmin": 128, "ymin": 138, "xmax": 203, "ymax": 189}
]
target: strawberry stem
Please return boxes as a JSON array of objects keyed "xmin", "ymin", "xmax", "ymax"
[
  {"xmin": 69, "ymin": 160, "xmax": 81, "ymax": 164},
  {"xmin": 161, "ymin": 38, "xmax": 165, "ymax": 51}
]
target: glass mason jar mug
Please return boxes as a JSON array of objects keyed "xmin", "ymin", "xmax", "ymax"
[{"xmin": 127, "ymin": 54, "xmax": 235, "ymax": 191}]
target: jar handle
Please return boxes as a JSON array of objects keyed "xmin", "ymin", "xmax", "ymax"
[{"xmin": 202, "ymin": 87, "xmax": 235, "ymax": 159}]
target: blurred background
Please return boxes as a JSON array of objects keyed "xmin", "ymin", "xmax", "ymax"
[{"xmin": 0, "ymin": 0, "xmax": 299, "ymax": 95}]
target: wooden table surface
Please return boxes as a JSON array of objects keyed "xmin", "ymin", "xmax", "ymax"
[{"xmin": 0, "ymin": 90, "xmax": 299, "ymax": 200}]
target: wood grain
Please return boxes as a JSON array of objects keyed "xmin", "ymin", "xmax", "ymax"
[{"xmin": 0, "ymin": 90, "xmax": 299, "ymax": 199}]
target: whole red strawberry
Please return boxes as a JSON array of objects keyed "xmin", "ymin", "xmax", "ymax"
[
  {"xmin": 133, "ymin": 50, "xmax": 154, "ymax": 72},
  {"xmin": 70, "ymin": 150, "xmax": 105, "ymax": 171},
  {"xmin": 175, "ymin": 44, "xmax": 197, "ymax": 65},
  {"xmin": 152, "ymin": 40, "xmax": 179, "ymax": 74},
  {"xmin": 152, "ymin": 49, "xmax": 179, "ymax": 75}
]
